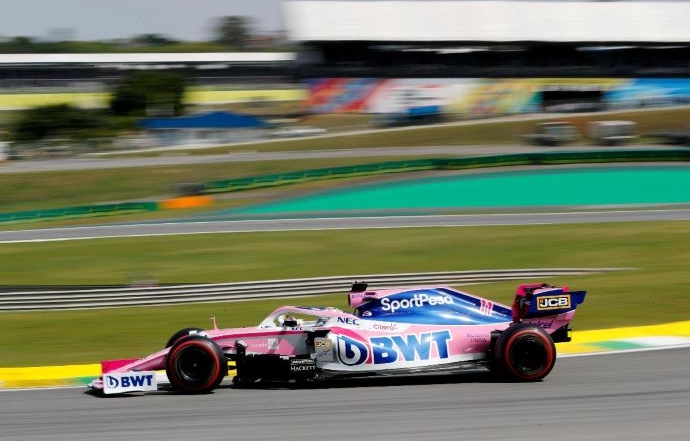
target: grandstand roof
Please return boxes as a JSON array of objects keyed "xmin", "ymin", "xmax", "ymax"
[
  {"xmin": 283, "ymin": 1, "xmax": 690, "ymax": 44},
  {"xmin": 0, "ymin": 52, "xmax": 295, "ymax": 66}
]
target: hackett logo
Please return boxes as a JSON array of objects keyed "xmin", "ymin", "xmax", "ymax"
[{"xmin": 536, "ymin": 295, "xmax": 571, "ymax": 310}]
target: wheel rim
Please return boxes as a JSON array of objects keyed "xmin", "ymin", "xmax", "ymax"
[
  {"xmin": 175, "ymin": 347, "xmax": 215, "ymax": 384},
  {"xmin": 508, "ymin": 335, "xmax": 548, "ymax": 376}
]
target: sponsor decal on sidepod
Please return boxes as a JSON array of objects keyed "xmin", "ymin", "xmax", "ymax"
[
  {"xmin": 337, "ymin": 331, "xmax": 452, "ymax": 366},
  {"xmin": 380, "ymin": 294, "xmax": 453, "ymax": 313}
]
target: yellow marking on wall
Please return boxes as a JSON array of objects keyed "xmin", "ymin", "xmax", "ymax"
[
  {"xmin": 0, "ymin": 364, "xmax": 100, "ymax": 388},
  {"xmin": 0, "ymin": 89, "xmax": 306, "ymax": 110}
]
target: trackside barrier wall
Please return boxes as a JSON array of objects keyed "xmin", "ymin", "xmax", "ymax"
[
  {"xmin": 0, "ymin": 202, "xmax": 158, "ymax": 224},
  {"xmin": 200, "ymin": 159, "xmax": 439, "ymax": 193},
  {"xmin": 199, "ymin": 149, "xmax": 690, "ymax": 193},
  {"xmin": 2, "ymin": 149, "xmax": 690, "ymax": 223},
  {"xmin": 440, "ymin": 149, "xmax": 690, "ymax": 169}
]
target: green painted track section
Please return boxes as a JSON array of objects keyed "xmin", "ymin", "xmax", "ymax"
[{"xmin": 231, "ymin": 165, "xmax": 690, "ymax": 214}]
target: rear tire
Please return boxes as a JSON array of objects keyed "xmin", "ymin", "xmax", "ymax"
[
  {"xmin": 493, "ymin": 324, "xmax": 556, "ymax": 382},
  {"xmin": 165, "ymin": 335, "xmax": 227, "ymax": 394}
]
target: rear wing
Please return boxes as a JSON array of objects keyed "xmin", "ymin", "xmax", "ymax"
[
  {"xmin": 348, "ymin": 281, "xmax": 374, "ymax": 308},
  {"xmin": 512, "ymin": 283, "xmax": 586, "ymax": 321}
]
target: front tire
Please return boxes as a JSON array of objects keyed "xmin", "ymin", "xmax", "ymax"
[
  {"xmin": 165, "ymin": 335, "xmax": 227, "ymax": 394},
  {"xmin": 164, "ymin": 327, "xmax": 204, "ymax": 348},
  {"xmin": 493, "ymin": 324, "xmax": 556, "ymax": 382}
]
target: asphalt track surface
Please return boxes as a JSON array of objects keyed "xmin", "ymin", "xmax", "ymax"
[
  {"xmin": 2, "ymin": 145, "xmax": 556, "ymax": 173},
  {"xmin": 0, "ymin": 144, "xmax": 680, "ymax": 174},
  {"xmin": 2, "ymin": 209, "xmax": 690, "ymax": 243},
  {"xmin": 2, "ymin": 348, "xmax": 689, "ymax": 441}
]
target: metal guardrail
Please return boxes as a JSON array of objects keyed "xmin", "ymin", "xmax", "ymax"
[
  {"xmin": 201, "ymin": 158, "xmax": 438, "ymax": 194},
  {"xmin": 0, "ymin": 268, "xmax": 623, "ymax": 311},
  {"xmin": 0, "ymin": 201, "xmax": 158, "ymax": 224},
  {"xmin": 200, "ymin": 149, "xmax": 690, "ymax": 194}
]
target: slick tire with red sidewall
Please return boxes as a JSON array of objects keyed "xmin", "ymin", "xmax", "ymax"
[
  {"xmin": 165, "ymin": 335, "xmax": 227, "ymax": 394},
  {"xmin": 493, "ymin": 323, "xmax": 556, "ymax": 382}
]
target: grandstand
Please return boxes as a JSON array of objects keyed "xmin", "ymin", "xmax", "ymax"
[
  {"xmin": 284, "ymin": 1, "xmax": 690, "ymax": 78},
  {"xmin": 3, "ymin": 2, "xmax": 690, "ymax": 88},
  {"xmin": 3, "ymin": 1, "xmax": 690, "ymax": 115},
  {"xmin": 281, "ymin": 1, "xmax": 690, "ymax": 115},
  {"xmin": 0, "ymin": 52, "xmax": 297, "ymax": 91}
]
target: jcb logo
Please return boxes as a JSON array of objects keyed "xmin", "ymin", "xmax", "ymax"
[
  {"xmin": 315, "ymin": 339, "xmax": 332, "ymax": 349},
  {"xmin": 537, "ymin": 295, "xmax": 571, "ymax": 310}
]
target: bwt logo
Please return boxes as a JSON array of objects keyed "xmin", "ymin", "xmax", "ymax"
[
  {"xmin": 103, "ymin": 371, "xmax": 157, "ymax": 394},
  {"xmin": 336, "ymin": 335, "xmax": 369, "ymax": 366},
  {"xmin": 107, "ymin": 374, "xmax": 155, "ymax": 389},
  {"xmin": 380, "ymin": 293, "xmax": 453, "ymax": 313},
  {"xmin": 337, "ymin": 330, "xmax": 452, "ymax": 366},
  {"xmin": 536, "ymin": 295, "xmax": 571, "ymax": 310}
]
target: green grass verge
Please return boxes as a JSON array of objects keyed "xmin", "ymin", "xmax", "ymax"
[
  {"xmin": 3, "ymin": 107, "xmax": 690, "ymax": 367},
  {"xmin": 1, "ymin": 221, "xmax": 689, "ymax": 366},
  {"xmin": 3, "ymin": 106, "xmax": 690, "ymax": 218},
  {"xmin": 155, "ymin": 106, "xmax": 690, "ymax": 155}
]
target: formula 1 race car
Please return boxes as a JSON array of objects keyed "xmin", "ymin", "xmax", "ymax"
[{"xmin": 88, "ymin": 282, "xmax": 586, "ymax": 395}]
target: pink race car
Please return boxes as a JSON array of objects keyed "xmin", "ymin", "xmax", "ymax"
[{"xmin": 89, "ymin": 282, "xmax": 586, "ymax": 395}]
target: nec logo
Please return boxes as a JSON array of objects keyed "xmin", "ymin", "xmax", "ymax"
[
  {"xmin": 103, "ymin": 371, "xmax": 157, "ymax": 394},
  {"xmin": 536, "ymin": 295, "xmax": 571, "ymax": 310}
]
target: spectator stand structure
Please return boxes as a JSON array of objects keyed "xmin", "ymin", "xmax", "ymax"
[{"xmin": 283, "ymin": 1, "xmax": 690, "ymax": 117}]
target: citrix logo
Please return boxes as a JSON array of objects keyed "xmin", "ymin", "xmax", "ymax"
[{"xmin": 380, "ymin": 293, "xmax": 453, "ymax": 313}]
